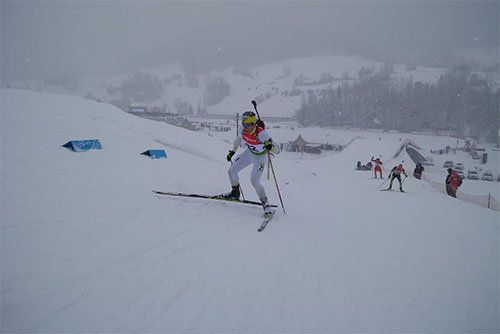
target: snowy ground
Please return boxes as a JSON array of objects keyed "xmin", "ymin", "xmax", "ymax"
[{"xmin": 1, "ymin": 89, "xmax": 499, "ymax": 333}]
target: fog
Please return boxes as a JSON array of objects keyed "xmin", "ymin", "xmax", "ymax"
[{"xmin": 1, "ymin": 1, "xmax": 498, "ymax": 82}]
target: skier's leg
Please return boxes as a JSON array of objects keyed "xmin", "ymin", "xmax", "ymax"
[
  {"xmin": 249, "ymin": 154, "xmax": 267, "ymax": 200},
  {"xmin": 397, "ymin": 175, "xmax": 403, "ymax": 191},
  {"xmin": 250, "ymin": 154, "xmax": 273, "ymax": 214},
  {"xmin": 228, "ymin": 150, "xmax": 252, "ymax": 186}
]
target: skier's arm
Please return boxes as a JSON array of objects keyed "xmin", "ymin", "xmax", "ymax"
[
  {"xmin": 232, "ymin": 136, "xmax": 242, "ymax": 152},
  {"xmin": 231, "ymin": 127, "xmax": 244, "ymax": 152},
  {"xmin": 226, "ymin": 131, "xmax": 242, "ymax": 161},
  {"xmin": 258, "ymin": 130, "xmax": 274, "ymax": 152}
]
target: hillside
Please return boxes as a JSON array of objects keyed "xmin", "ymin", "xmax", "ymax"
[
  {"xmin": 9, "ymin": 54, "xmax": 482, "ymax": 118},
  {"xmin": 1, "ymin": 89, "xmax": 498, "ymax": 333}
]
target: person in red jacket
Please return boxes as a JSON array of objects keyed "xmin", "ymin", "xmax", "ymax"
[
  {"xmin": 371, "ymin": 156, "xmax": 383, "ymax": 178},
  {"xmin": 445, "ymin": 168, "xmax": 462, "ymax": 198}
]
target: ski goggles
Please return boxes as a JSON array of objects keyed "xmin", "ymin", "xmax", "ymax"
[{"xmin": 242, "ymin": 123, "xmax": 254, "ymax": 128}]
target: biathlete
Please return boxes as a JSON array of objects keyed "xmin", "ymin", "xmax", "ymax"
[
  {"xmin": 387, "ymin": 164, "xmax": 408, "ymax": 192},
  {"xmin": 222, "ymin": 111, "xmax": 278, "ymax": 215},
  {"xmin": 371, "ymin": 156, "xmax": 384, "ymax": 178}
]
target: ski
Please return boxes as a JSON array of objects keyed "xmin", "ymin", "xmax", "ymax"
[
  {"xmin": 152, "ymin": 190, "xmax": 278, "ymax": 207},
  {"xmin": 380, "ymin": 189, "xmax": 413, "ymax": 195},
  {"xmin": 258, "ymin": 210, "xmax": 276, "ymax": 232}
]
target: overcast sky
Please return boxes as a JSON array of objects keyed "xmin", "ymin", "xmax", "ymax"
[{"xmin": 1, "ymin": 1, "xmax": 498, "ymax": 82}]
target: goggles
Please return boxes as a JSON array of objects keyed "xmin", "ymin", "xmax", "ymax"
[{"xmin": 242, "ymin": 123, "xmax": 254, "ymax": 128}]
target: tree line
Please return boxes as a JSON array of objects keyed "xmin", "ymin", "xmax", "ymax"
[{"xmin": 296, "ymin": 65, "xmax": 499, "ymax": 143}]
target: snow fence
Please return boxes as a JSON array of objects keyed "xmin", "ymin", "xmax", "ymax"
[{"xmin": 423, "ymin": 174, "xmax": 499, "ymax": 211}]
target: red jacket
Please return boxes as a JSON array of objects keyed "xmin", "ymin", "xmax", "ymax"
[
  {"xmin": 371, "ymin": 157, "xmax": 383, "ymax": 167},
  {"xmin": 446, "ymin": 170, "xmax": 461, "ymax": 189}
]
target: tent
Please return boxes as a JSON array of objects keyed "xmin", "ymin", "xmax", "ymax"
[{"xmin": 289, "ymin": 135, "xmax": 309, "ymax": 152}]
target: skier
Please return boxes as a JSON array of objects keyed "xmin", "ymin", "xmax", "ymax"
[
  {"xmin": 413, "ymin": 162, "xmax": 424, "ymax": 180},
  {"xmin": 222, "ymin": 111, "xmax": 276, "ymax": 215},
  {"xmin": 387, "ymin": 163, "xmax": 408, "ymax": 192},
  {"xmin": 445, "ymin": 168, "xmax": 462, "ymax": 198},
  {"xmin": 371, "ymin": 156, "xmax": 384, "ymax": 178}
]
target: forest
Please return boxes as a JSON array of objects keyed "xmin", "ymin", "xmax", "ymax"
[{"xmin": 296, "ymin": 65, "xmax": 499, "ymax": 142}]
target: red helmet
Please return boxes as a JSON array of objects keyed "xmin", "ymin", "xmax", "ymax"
[{"xmin": 398, "ymin": 164, "xmax": 403, "ymax": 168}]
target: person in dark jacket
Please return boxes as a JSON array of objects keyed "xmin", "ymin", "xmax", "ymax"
[
  {"xmin": 413, "ymin": 163, "xmax": 424, "ymax": 180},
  {"xmin": 387, "ymin": 163, "xmax": 408, "ymax": 192},
  {"xmin": 445, "ymin": 168, "xmax": 462, "ymax": 198}
]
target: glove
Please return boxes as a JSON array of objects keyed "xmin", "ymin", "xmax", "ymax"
[
  {"xmin": 256, "ymin": 119, "xmax": 265, "ymax": 129},
  {"xmin": 264, "ymin": 140, "xmax": 273, "ymax": 151},
  {"xmin": 226, "ymin": 150, "xmax": 235, "ymax": 162}
]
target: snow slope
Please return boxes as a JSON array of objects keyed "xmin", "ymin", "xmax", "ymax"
[
  {"xmin": 1, "ymin": 89, "xmax": 499, "ymax": 333},
  {"xmin": 11, "ymin": 54, "xmax": 470, "ymax": 118}
]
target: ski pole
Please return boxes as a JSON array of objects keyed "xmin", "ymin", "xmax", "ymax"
[
  {"xmin": 267, "ymin": 154, "xmax": 270, "ymax": 180},
  {"xmin": 252, "ymin": 100, "xmax": 284, "ymax": 213},
  {"xmin": 378, "ymin": 177, "xmax": 389, "ymax": 189},
  {"xmin": 268, "ymin": 152, "xmax": 286, "ymax": 215}
]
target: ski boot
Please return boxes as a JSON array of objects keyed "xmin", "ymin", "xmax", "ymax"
[
  {"xmin": 261, "ymin": 197, "xmax": 274, "ymax": 217},
  {"xmin": 221, "ymin": 185, "xmax": 240, "ymax": 200},
  {"xmin": 400, "ymin": 187, "xmax": 404, "ymax": 192}
]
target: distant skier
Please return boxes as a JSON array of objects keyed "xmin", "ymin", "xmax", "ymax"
[
  {"xmin": 222, "ymin": 111, "xmax": 277, "ymax": 215},
  {"xmin": 371, "ymin": 156, "xmax": 384, "ymax": 178},
  {"xmin": 387, "ymin": 163, "xmax": 408, "ymax": 192},
  {"xmin": 413, "ymin": 162, "xmax": 424, "ymax": 180},
  {"xmin": 445, "ymin": 168, "xmax": 462, "ymax": 198}
]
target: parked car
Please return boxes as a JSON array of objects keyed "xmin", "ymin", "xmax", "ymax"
[
  {"xmin": 455, "ymin": 162, "xmax": 464, "ymax": 170},
  {"xmin": 482, "ymin": 172, "xmax": 494, "ymax": 181},
  {"xmin": 467, "ymin": 170, "xmax": 479, "ymax": 180},
  {"xmin": 456, "ymin": 170, "xmax": 465, "ymax": 179},
  {"xmin": 443, "ymin": 161, "xmax": 454, "ymax": 168}
]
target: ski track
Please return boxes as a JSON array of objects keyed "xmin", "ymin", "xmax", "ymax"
[{"xmin": 1, "ymin": 89, "xmax": 498, "ymax": 333}]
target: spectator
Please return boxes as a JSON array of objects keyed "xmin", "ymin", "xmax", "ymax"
[
  {"xmin": 445, "ymin": 168, "xmax": 462, "ymax": 198},
  {"xmin": 413, "ymin": 163, "xmax": 424, "ymax": 180}
]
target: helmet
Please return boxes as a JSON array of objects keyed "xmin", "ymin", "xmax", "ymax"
[
  {"xmin": 398, "ymin": 164, "xmax": 403, "ymax": 168},
  {"xmin": 447, "ymin": 168, "xmax": 452, "ymax": 173},
  {"xmin": 241, "ymin": 111, "xmax": 257, "ymax": 126}
]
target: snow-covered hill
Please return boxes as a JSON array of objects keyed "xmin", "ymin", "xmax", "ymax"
[
  {"xmin": 9, "ymin": 54, "xmax": 477, "ymax": 118},
  {"xmin": 1, "ymin": 89, "xmax": 498, "ymax": 333}
]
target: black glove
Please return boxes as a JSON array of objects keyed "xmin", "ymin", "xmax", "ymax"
[
  {"xmin": 264, "ymin": 140, "xmax": 273, "ymax": 151},
  {"xmin": 226, "ymin": 150, "xmax": 235, "ymax": 162},
  {"xmin": 256, "ymin": 119, "xmax": 265, "ymax": 129}
]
